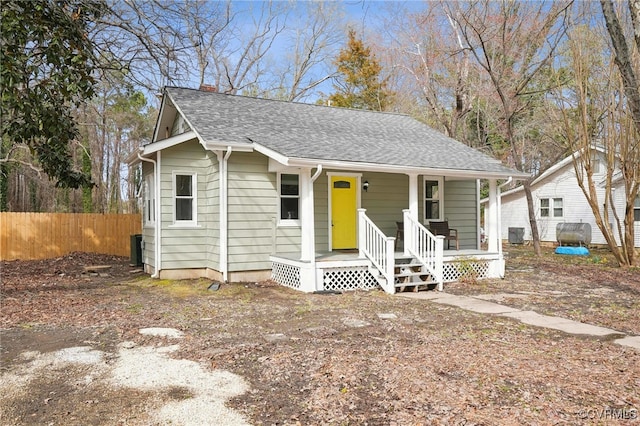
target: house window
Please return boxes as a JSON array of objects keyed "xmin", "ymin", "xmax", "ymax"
[
  {"xmin": 174, "ymin": 172, "xmax": 196, "ymax": 225},
  {"xmin": 424, "ymin": 177, "xmax": 443, "ymax": 221},
  {"xmin": 540, "ymin": 197, "xmax": 563, "ymax": 218},
  {"xmin": 144, "ymin": 175, "xmax": 155, "ymax": 225},
  {"xmin": 279, "ymin": 173, "xmax": 299, "ymax": 223},
  {"xmin": 634, "ymin": 196, "xmax": 640, "ymax": 222}
]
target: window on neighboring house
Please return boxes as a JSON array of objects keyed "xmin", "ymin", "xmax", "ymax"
[
  {"xmin": 144, "ymin": 175, "xmax": 155, "ymax": 225},
  {"xmin": 174, "ymin": 173, "xmax": 196, "ymax": 224},
  {"xmin": 279, "ymin": 173, "xmax": 300, "ymax": 223},
  {"xmin": 634, "ymin": 196, "xmax": 640, "ymax": 221},
  {"xmin": 540, "ymin": 197, "xmax": 563, "ymax": 218},
  {"xmin": 424, "ymin": 177, "xmax": 443, "ymax": 222}
]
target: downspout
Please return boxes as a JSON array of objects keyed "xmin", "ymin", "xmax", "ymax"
[
  {"xmin": 308, "ymin": 165, "xmax": 322, "ymax": 291},
  {"xmin": 497, "ymin": 176, "xmax": 513, "ymax": 277},
  {"xmin": 220, "ymin": 147, "xmax": 232, "ymax": 282},
  {"xmin": 137, "ymin": 150, "xmax": 161, "ymax": 278},
  {"xmin": 311, "ymin": 164, "xmax": 323, "ymax": 183}
]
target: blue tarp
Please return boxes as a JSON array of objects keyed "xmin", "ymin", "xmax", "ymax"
[{"xmin": 555, "ymin": 246, "xmax": 590, "ymax": 256}]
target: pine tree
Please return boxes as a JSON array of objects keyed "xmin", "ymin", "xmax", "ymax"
[{"xmin": 327, "ymin": 29, "xmax": 393, "ymax": 111}]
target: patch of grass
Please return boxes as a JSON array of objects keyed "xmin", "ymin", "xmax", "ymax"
[
  {"xmin": 216, "ymin": 283, "xmax": 255, "ymax": 302},
  {"xmin": 456, "ymin": 257, "xmax": 481, "ymax": 284},
  {"xmin": 129, "ymin": 278, "xmax": 212, "ymax": 297},
  {"xmin": 126, "ymin": 303, "xmax": 143, "ymax": 314},
  {"xmin": 294, "ymin": 300, "xmax": 314, "ymax": 316}
]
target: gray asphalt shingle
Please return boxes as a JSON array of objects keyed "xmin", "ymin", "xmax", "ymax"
[{"xmin": 165, "ymin": 86, "xmax": 521, "ymax": 176}]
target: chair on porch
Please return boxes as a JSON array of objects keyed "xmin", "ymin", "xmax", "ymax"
[
  {"xmin": 395, "ymin": 222, "xmax": 403, "ymax": 251},
  {"xmin": 428, "ymin": 221, "xmax": 459, "ymax": 250}
]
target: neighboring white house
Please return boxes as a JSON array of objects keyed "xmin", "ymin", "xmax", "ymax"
[{"xmin": 485, "ymin": 147, "xmax": 640, "ymax": 248}]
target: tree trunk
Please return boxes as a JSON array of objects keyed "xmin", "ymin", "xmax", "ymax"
[
  {"xmin": 601, "ymin": 0, "xmax": 640, "ymax": 135},
  {"xmin": 523, "ymin": 180, "xmax": 542, "ymax": 255}
]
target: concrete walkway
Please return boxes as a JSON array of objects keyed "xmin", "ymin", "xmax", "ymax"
[{"xmin": 398, "ymin": 291, "xmax": 640, "ymax": 350}]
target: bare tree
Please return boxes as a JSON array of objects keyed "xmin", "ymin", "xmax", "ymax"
[
  {"xmin": 563, "ymin": 1, "xmax": 640, "ymax": 265},
  {"xmin": 381, "ymin": 2, "xmax": 474, "ymax": 140},
  {"xmin": 601, "ymin": 0, "xmax": 640, "ymax": 134},
  {"xmin": 452, "ymin": 0, "xmax": 574, "ymax": 256},
  {"xmin": 274, "ymin": 1, "xmax": 343, "ymax": 102}
]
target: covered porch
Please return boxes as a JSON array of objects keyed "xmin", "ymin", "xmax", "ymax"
[{"xmin": 270, "ymin": 171, "xmax": 508, "ymax": 294}]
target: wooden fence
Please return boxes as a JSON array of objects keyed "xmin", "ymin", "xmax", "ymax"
[{"xmin": 0, "ymin": 213, "xmax": 142, "ymax": 260}]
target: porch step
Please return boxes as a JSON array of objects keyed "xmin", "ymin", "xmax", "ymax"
[{"xmin": 393, "ymin": 256, "xmax": 438, "ymax": 292}]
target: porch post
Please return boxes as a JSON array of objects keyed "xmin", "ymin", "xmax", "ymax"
[
  {"xmin": 408, "ymin": 173, "xmax": 419, "ymax": 219},
  {"xmin": 487, "ymin": 179, "xmax": 498, "ymax": 253},
  {"xmin": 299, "ymin": 167, "xmax": 317, "ymax": 292},
  {"xmin": 300, "ymin": 167, "xmax": 315, "ymax": 262}
]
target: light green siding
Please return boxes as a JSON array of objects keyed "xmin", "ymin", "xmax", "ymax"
[
  {"xmin": 159, "ymin": 139, "xmax": 220, "ymax": 270},
  {"xmin": 313, "ymin": 173, "xmax": 329, "ymax": 252},
  {"xmin": 141, "ymin": 161, "xmax": 155, "ymax": 268},
  {"xmin": 443, "ymin": 179, "xmax": 478, "ymax": 249},
  {"xmin": 227, "ymin": 152, "xmax": 301, "ymax": 272},
  {"xmin": 361, "ymin": 172, "xmax": 409, "ymax": 237},
  {"xmin": 147, "ymin": 138, "xmax": 480, "ymax": 274}
]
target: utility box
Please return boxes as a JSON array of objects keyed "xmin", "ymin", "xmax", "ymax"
[
  {"xmin": 508, "ymin": 227, "xmax": 525, "ymax": 244},
  {"xmin": 556, "ymin": 223, "xmax": 591, "ymax": 246},
  {"xmin": 130, "ymin": 234, "xmax": 143, "ymax": 266}
]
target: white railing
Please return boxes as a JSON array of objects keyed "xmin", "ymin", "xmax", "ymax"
[
  {"xmin": 357, "ymin": 209, "xmax": 395, "ymax": 294},
  {"xmin": 403, "ymin": 209, "xmax": 444, "ymax": 291}
]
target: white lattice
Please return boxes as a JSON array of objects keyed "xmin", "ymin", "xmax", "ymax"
[
  {"xmin": 271, "ymin": 261, "xmax": 301, "ymax": 289},
  {"xmin": 322, "ymin": 267, "xmax": 380, "ymax": 292},
  {"xmin": 443, "ymin": 260, "xmax": 490, "ymax": 282}
]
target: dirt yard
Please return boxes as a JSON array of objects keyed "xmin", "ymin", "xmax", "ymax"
[{"xmin": 1, "ymin": 247, "xmax": 639, "ymax": 425}]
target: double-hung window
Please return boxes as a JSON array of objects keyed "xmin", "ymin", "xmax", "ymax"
[
  {"xmin": 174, "ymin": 172, "xmax": 197, "ymax": 225},
  {"xmin": 634, "ymin": 196, "xmax": 640, "ymax": 222},
  {"xmin": 540, "ymin": 197, "xmax": 563, "ymax": 218},
  {"xmin": 279, "ymin": 173, "xmax": 300, "ymax": 225},
  {"xmin": 424, "ymin": 177, "xmax": 443, "ymax": 222}
]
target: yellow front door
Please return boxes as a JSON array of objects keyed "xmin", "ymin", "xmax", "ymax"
[{"xmin": 331, "ymin": 176, "xmax": 357, "ymax": 249}]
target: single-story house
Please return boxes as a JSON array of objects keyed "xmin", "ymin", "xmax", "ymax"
[
  {"xmin": 488, "ymin": 147, "xmax": 640, "ymax": 247},
  {"xmin": 130, "ymin": 86, "xmax": 527, "ymax": 294}
]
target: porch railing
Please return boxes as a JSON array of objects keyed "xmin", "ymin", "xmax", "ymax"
[
  {"xmin": 357, "ymin": 209, "xmax": 395, "ymax": 294},
  {"xmin": 403, "ymin": 209, "xmax": 444, "ymax": 291}
]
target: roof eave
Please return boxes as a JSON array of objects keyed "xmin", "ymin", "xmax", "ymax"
[
  {"xmin": 288, "ymin": 157, "xmax": 528, "ymax": 180},
  {"xmin": 140, "ymin": 131, "xmax": 198, "ymax": 156}
]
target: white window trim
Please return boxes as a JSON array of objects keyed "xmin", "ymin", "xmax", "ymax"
[
  {"xmin": 171, "ymin": 171, "xmax": 198, "ymax": 227},
  {"xmin": 634, "ymin": 195, "xmax": 640, "ymax": 222},
  {"xmin": 539, "ymin": 196, "xmax": 564, "ymax": 218},
  {"xmin": 144, "ymin": 174, "xmax": 155, "ymax": 227},
  {"xmin": 423, "ymin": 176, "xmax": 444, "ymax": 224},
  {"xmin": 278, "ymin": 172, "xmax": 301, "ymax": 227}
]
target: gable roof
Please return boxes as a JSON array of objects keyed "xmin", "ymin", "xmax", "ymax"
[
  {"xmin": 489, "ymin": 146, "xmax": 611, "ymax": 202},
  {"xmin": 146, "ymin": 86, "xmax": 527, "ymax": 179}
]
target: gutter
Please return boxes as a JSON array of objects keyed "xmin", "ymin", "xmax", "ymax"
[
  {"xmin": 219, "ymin": 146, "xmax": 232, "ymax": 282},
  {"xmin": 137, "ymin": 150, "xmax": 161, "ymax": 278}
]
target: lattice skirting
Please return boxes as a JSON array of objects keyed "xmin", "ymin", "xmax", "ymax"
[
  {"xmin": 271, "ymin": 261, "xmax": 301, "ymax": 289},
  {"xmin": 443, "ymin": 259, "xmax": 490, "ymax": 282},
  {"xmin": 322, "ymin": 266, "xmax": 380, "ymax": 292}
]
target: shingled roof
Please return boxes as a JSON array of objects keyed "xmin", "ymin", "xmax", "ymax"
[{"xmin": 161, "ymin": 86, "xmax": 525, "ymax": 178}]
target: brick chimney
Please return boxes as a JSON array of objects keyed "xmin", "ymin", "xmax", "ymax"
[{"xmin": 199, "ymin": 84, "xmax": 217, "ymax": 92}]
